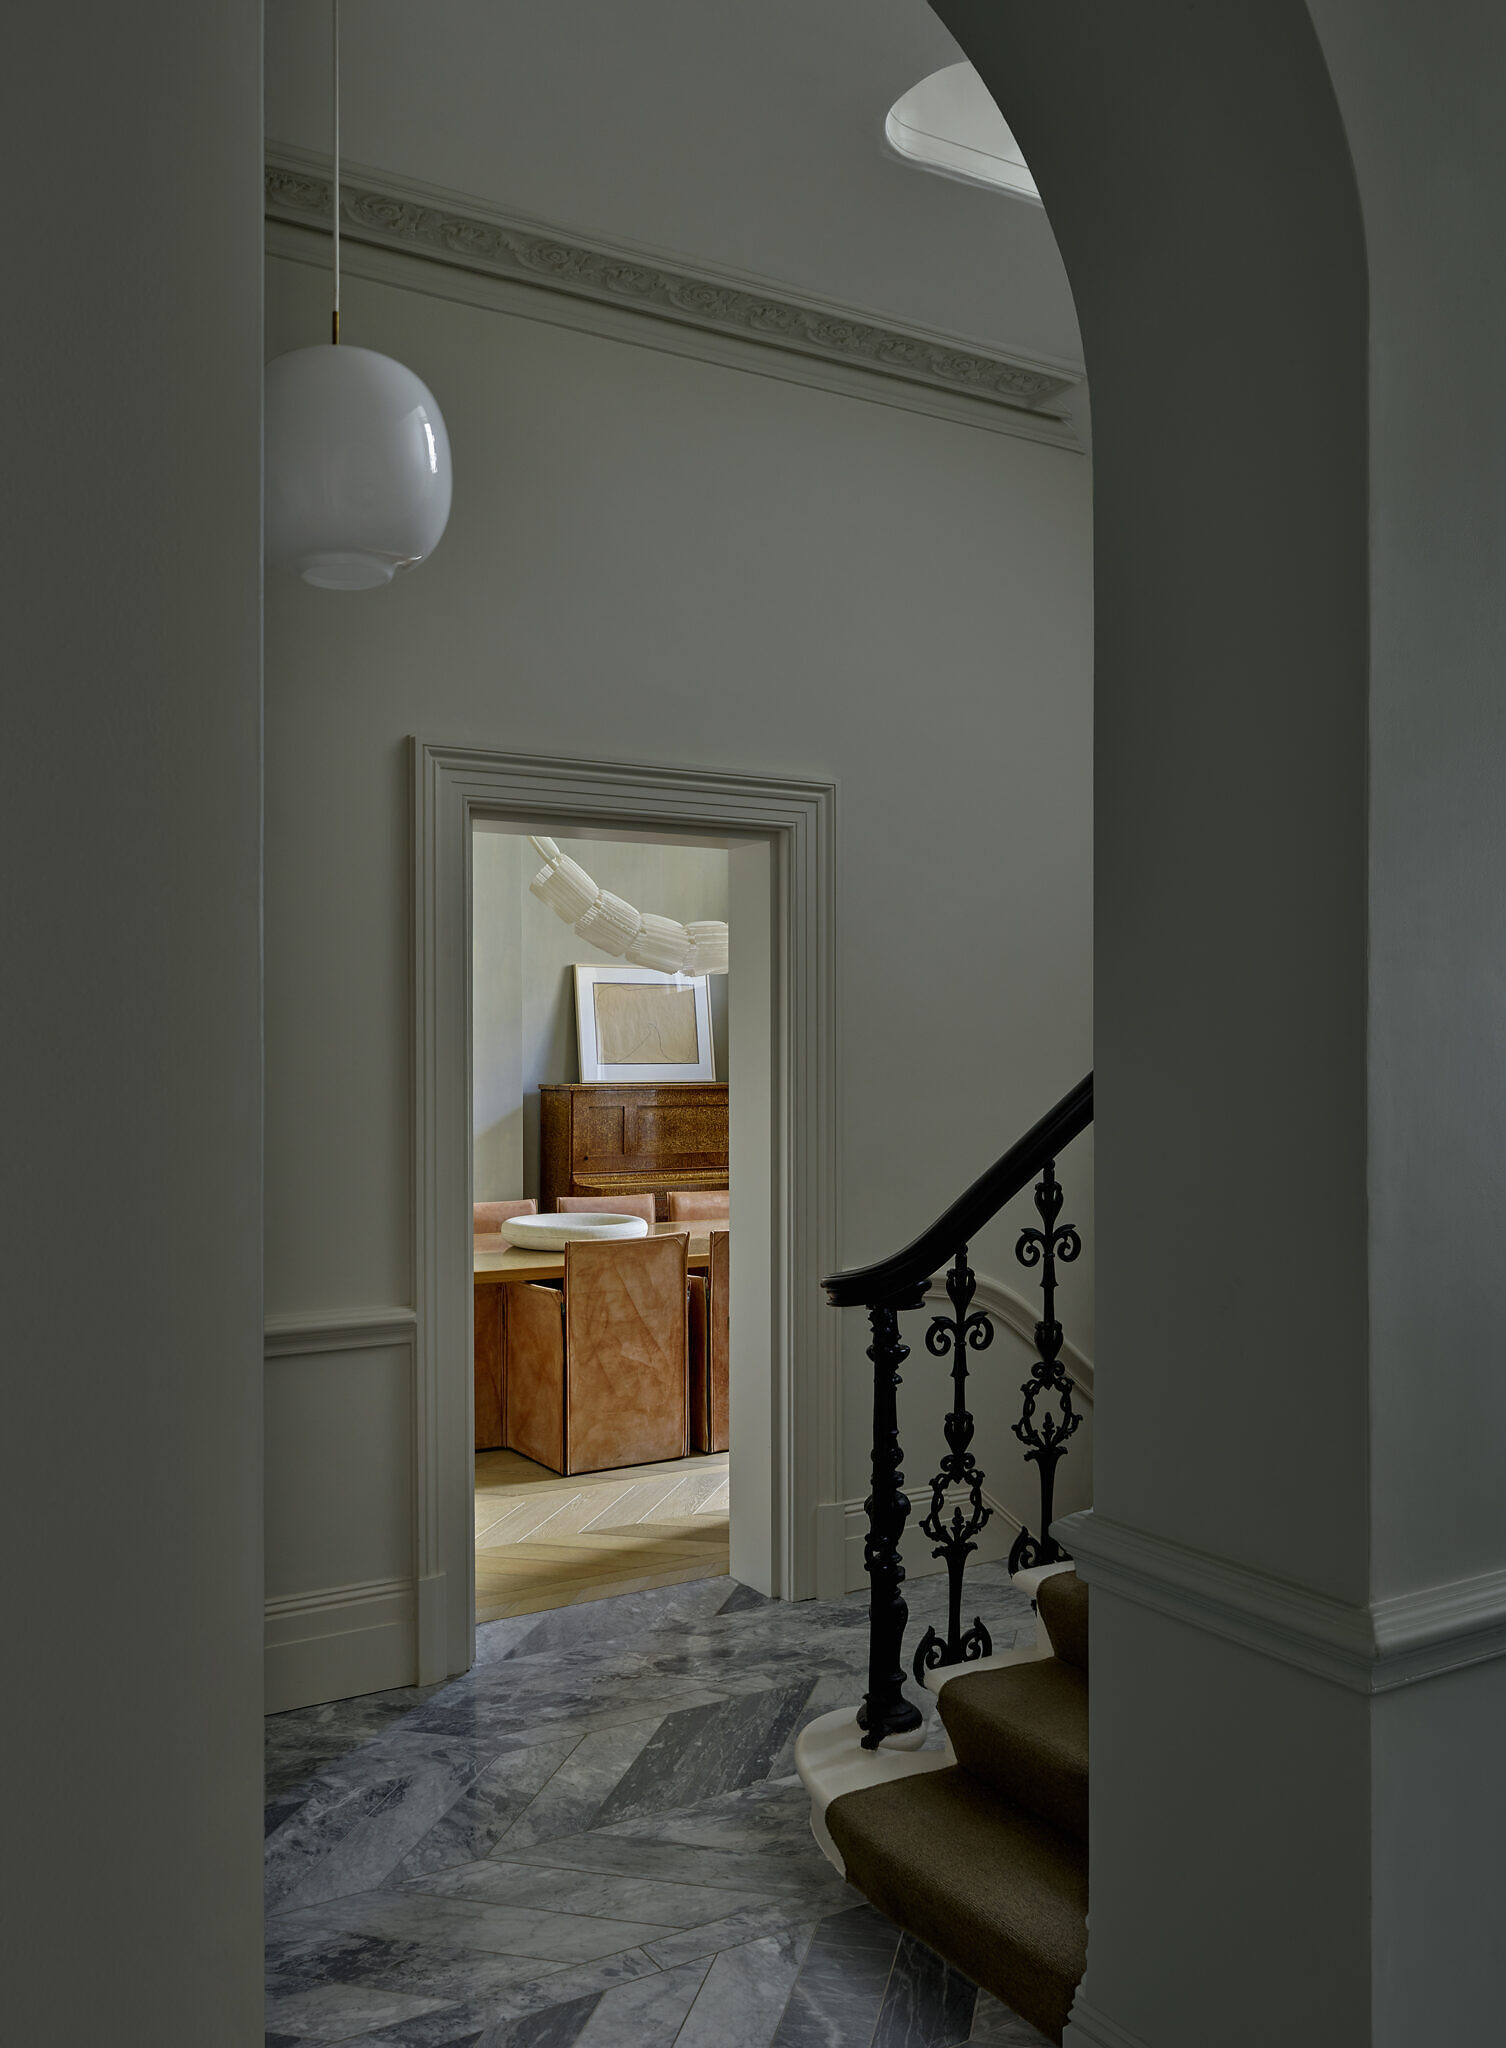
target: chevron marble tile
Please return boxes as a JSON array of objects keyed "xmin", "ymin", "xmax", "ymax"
[{"xmin": 265, "ymin": 1569, "xmax": 1045, "ymax": 2046}]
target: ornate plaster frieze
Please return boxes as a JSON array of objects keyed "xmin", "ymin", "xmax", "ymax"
[{"xmin": 265, "ymin": 153, "xmax": 1080, "ymax": 423}]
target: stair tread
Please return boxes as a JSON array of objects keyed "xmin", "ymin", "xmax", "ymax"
[
  {"xmin": 1037, "ymin": 1571, "xmax": 1089, "ymax": 1670},
  {"xmin": 939, "ymin": 1659, "xmax": 1089, "ymax": 1840},
  {"xmin": 826, "ymin": 1764, "xmax": 1087, "ymax": 2044}
]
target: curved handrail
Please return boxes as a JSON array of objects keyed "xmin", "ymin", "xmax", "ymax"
[{"xmin": 822, "ymin": 1072, "xmax": 1094, "ymax": 1307}]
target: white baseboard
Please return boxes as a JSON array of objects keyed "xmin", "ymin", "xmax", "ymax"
[
  {"xmin": 831, "ymin": 1484, "xmax": 1023, "ymax": 1594},
  {"xmin": 1064, "ymin": 1994, "xmax": 1153, "ymax": 2048},
  {"xmin": 264, "ymin": 1576, "xmax": 417, "ymax": 1714}
]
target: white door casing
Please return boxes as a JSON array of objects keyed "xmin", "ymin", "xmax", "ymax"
[{"xmin": 412, "ymin": 740, "xmax": 837, "ymax": 1680}]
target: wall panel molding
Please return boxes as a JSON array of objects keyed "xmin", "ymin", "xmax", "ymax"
[
  {"xmin": 265, "ymin": 149, "xmax": 1083, "ymax": 450},
  {"xmin": 264, "ymin": 1306, "xmax": 418, "ymax": 1358},
  {"xmin": 1059, "ymin": 1509, "xmax": 1506, "ymax": 1693}
]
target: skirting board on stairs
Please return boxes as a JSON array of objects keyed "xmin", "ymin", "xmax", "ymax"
[
  {"xmin": 1064, "ymin": 1996, "xmax": 1153, "ymax": 2048},
  {"xmin": 824, "ymin": 1484, "xmax": 1022, "ymax": 1594},
  {"xmin": 923, "ymin": 1272, "xmax": 1094, "ymax": 1407}
]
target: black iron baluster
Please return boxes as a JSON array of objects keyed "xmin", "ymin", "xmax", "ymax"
[
  {"xmin": 1008, "ymin": 1158, "xmax": 1083, "ymax": 1573},
  {"xmin": 858, "ymin": 1295, "xmax": 926, "ymax": 1750},
  {"xmin": 912, "ymin": 1248, "xmax": 995, "ymax": 1681}
]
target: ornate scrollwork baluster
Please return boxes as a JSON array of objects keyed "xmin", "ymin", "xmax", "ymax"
[
  {"xmin": 912, "ymin": 1248, "xmax": 995, "ymax": 1682},
  {"xmin": 1008, "ymin": 1158, "xmax": 1083, "ymax": 1574},
  {"xmin": 858, "ymin": 1296, "xmax": 926, "ymax": 1750}
]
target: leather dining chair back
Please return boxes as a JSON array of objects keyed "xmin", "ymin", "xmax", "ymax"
[
  {"xmin": 554, "ymin": 1192, "xmax": 658, "ymax": 1227},
  {"xmin": 688, "ymin": 1228, "xmax": 730, "ymax": 1453},
  {"xmin": 666, "ymin": 1190, "xmax": 729, "ymax": 1224},
  {"xmin": 474, "ymin": 1197, "xmax": 537, "ymax": 1233},
  {"xmin": 505, "ymin": 1232, "xmax": 690, "ymax": 1474}
]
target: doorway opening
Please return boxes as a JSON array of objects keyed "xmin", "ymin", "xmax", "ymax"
[
  {"xmin": 470, "ymin": 820, "xmax": 734, "ymax": 1622},
  {"xmin": 411, "ymin": 741, "xmax": 836, "ymax": 1684}
]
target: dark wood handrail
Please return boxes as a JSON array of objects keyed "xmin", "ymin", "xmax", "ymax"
[{"xmin": 822, "ymin": 1072, "xmax": 1094, "ymax": 1308}]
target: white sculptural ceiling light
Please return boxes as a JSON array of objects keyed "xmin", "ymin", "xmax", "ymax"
[
  {"xmin": 527, "ymin": 838, "xmax": 729, "ymax": 977},
  {"xmin": 885, "ymin": 63, "xmax": 1041, "ymax": 205},
  {"xmin": 264, "ymin": 2, "xmax": 452, "ymax": 590}
]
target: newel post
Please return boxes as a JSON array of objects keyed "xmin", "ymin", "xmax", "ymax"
[{"xmin": 858, "ymin": 1289, "xmax": 927, "ymax": 1748}]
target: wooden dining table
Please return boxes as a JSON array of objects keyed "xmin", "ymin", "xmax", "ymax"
[
  {"xmin": 472, "ymin": 1222, "xmax": 725, "ymax": 1451},
  {"xmin": 473, "ymin": 1221, "xmax": 720, "ymax": 1288}
]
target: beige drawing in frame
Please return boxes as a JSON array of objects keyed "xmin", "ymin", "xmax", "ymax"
[{"xmin": 573, "ymin": 964, "xmax": 716, "ymax": 1083}]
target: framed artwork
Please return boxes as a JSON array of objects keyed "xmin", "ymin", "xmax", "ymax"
[{"xmin": 574, "ymin": 965, "xmax": 717, "ymax": 1083}]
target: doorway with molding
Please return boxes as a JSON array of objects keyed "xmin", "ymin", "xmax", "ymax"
[{"xmin": 411, "ymin": 741, "xmax": 837, "ymax": 1685}]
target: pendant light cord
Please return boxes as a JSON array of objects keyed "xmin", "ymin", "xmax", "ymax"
[{"xmin": 331, "ymin": 0, "xmax": 341, "ymax": 344}]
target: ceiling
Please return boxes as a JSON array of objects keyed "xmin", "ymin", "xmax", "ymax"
[{"xmin": 264, "ymin": 0, "xmax": 1084, "ymax": 375}]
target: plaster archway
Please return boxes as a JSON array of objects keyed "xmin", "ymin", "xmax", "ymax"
[{"xmin": 934, "ymin": 6, "xmax": 1374, "ymax": 2043}]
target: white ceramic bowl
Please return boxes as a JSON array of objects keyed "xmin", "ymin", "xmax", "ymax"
[{"xmin": 499, "ymin": 1212, "xmax": 651, "ymax": 1250}]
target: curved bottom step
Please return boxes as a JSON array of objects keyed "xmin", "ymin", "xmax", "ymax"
[
  {"xmin": 794, "ymin": 1704, "xmax": 955, "ymax": 1872},
  {"xmin": 824, "ymin": 1763, "xmax": 1087, "ymax": 2046}
]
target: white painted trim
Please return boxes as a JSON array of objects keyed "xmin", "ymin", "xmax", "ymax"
[
  {"xmin": 263, "ymin": 1306, "xmax": 418, "ymax": 1357},
  {"xmin": 414, "ymin": 742, "xmax": 837, "ymax": 1682},
  {"xmin": 264, "ymin": 151, "xmax": 1084, "ymax": 453},
  {"xmin": 835, "ymin": 1481, "xmax": 1023, "ymax": 1594},
  {"xmin": 924, "ymin": 1635, "xmax": 1050, "ymax": 1695},
  {"xmin": 1064, "ymin": 1996, "xmax": 1154, "ymax": 2048},
  {"xmin": 264, "ymin": 1576, "xmax": 417, "ymax": 1715},
  {"xmin": 263, "ymin": 1574, "xmax": 412, "ymax": 1623},
  {"xmin": 922, "ymin": 1270, "xmax": 1094, "ymax": 1405},
  {"xmin": 795, "ymin": 1704, "xmax": 956, "ymax": 1874},
  {"xmin": 1057, "ymin": 1508, "xmax": 1506, "ymax": 1693}
]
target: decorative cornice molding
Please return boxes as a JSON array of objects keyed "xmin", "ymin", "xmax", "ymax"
[
  {"xmin": 264, "ymin": 1306, "xmax": 418, "ymax": 1358},
  {"xmin": 923, "ymin": 1270, "xmax": 1094, "ymax": 1405},
  {"xmin": 1057, "ymin": 1509, "xmax": 1506, "ymax": 1694},
  {"xmin": 265, "ymin": 149, "xmax": 1082, "ymax": 435}
]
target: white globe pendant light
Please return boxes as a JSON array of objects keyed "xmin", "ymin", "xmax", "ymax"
[
  {"xmin": 264, "ymin": 2, "xmax": 453, "ymax": 590},
  {"xmin": 266, "ymin": 344, "xmax": 451, "ymax": 590}
]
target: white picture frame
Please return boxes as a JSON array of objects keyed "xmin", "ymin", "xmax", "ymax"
[{"xmin": 573, "ymin": 964, "xmax": 717, "ymax": 1083}]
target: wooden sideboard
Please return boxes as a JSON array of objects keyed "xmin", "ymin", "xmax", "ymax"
[{"xmin": 539, "ymin": 1082, "xmax": 728, "ymax": 1221}]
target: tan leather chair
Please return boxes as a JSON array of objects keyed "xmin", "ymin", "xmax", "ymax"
[
  {"xmin": 505, "ymin": 1233, "xmax": 690, "ymax": 1474},
  {"xmin": 687, "ymin": 1228, "xmax": 730, "ymax": 1453},
  {"xmin": 666, "ymin": 1190, "xmax": 729, "ymax": 1224},
  {"xmin": 474, "ymin": 1197, "xmax": 537, "ymax": 1233},
  {"xmin": 554, "ymin": 1192, "xmax": 658, "ymax": 1227},
  {"xmin": 473, "ymin": 1200, "xmax": 537, "ymax": 1451}
]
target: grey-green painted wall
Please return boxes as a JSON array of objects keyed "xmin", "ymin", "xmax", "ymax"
[{"xmin": 3, "ymin": 6, "xmax": 264, "ymax": 2041}]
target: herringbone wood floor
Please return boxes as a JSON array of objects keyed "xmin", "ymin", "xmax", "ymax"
[{"xmin": 474, "ymin": 1447, "xmax": 730, "ymax": 1622}]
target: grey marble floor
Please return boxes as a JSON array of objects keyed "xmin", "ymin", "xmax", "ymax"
[{"xmin": 265, "ymin": 1564, "xmax": 1052, "ymax": 2048}]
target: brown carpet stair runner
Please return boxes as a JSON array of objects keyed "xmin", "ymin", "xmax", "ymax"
[{"xmin": 825, "ymin": 1571, "xmax": 1090, "ymax": 2045}]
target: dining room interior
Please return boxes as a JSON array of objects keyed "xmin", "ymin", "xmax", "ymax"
[{"xmin": 470, "ymin": 819, "xmax": 739, "ymax": 1624}]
